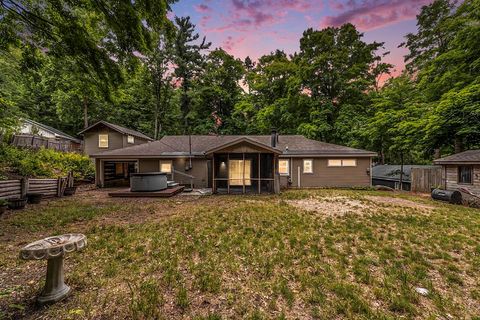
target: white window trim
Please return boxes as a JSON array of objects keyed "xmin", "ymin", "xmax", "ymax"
[
  {"xmin": 327, "ymin": 159, "xmax": 342, "ymax": 167},
  {"xmin": 127, "ymin": 135, "xmax": 135, "ymax": 144},
  {"xmin": 342, "ymin": 159, "xmax": 357, "ymax": 167},
  {"xmin": 278, "ymin": 159, "xmax": 290, "ymax": 176},
  {"xmin": 327, "ymin": 159, "xmax": 357, "ymax": 167},
  {"xmin": 303, "ymin": 159, "xmax": 313, "ymax": 173},
  {"xmin": 98, "ymin": 134, "xmax": 109, "ymax": 148},
  {"xmin": 159, "ymin": 160, "xmax": 173, "ymax": 173}
]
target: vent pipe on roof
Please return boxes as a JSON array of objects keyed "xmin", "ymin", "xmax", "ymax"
[{"xmin": 271, "ymin": 128, "xmax": 277, "ymax": 147}]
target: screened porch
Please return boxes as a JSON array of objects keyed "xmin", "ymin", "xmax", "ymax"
[{"xmin": 212, "ymin": 153, "xmax": 275, "ymax": 194}]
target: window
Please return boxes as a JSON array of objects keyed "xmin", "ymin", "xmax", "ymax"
[
  {"xmin": 328, "ymin": 159, "xmax": 357, "ymax": 167},
  {"xmin": 98, "ymin": 134, "xmax": 109, "ymax": 148},
  {"xmin": 278, "ymin": 159, "xmax": 290, "ymax": 175},
  {"xmin": 458, "ymin": 166, "xmax": 473, "ymax": 184},
  {"xmin": 303, "ymin": 159, "xmax": 313, "ymax": 173},
  {"xmin": 229, "ymin": 160, "xmax": 251, "ymax": 186},
  {"xmin": 127, "ymin": 135, "xmax": 135, "ymax": 144},
  {"xmin": 159, "ymin": 161, "xmax": 172, "ymax": 173},
  {"xmin": 328, "ymin": 159, "xmax": 342, "ymax": 167},
  {"xmin": 342, "ymin": 159, "xmax": 357, "ymax": 167}
]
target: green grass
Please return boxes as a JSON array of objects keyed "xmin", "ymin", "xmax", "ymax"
[{"xmin": 0, "ymin": 189, "xmax": 479, "ymax": 319}]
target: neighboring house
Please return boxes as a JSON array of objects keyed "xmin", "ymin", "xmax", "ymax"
[
  {"xmin": 79, "ymin": 120, "xmax": 153, "ymax": 156},
  {"xmin": 434, "ymin": 150, "xmax": 480, "ymax": 194},
  {"xmin": 90, "ymin": 130, "xmax": 377, "ymax": 193},
  {"xmin": 78, "ymin": 121, "xmax": 153, "ymax": 187},
  {"xmin": 13, "ymin": 119, "xmax": 82, "ymax": 152},
  {"xmin": 372, "ymin": 165, "xmax": 440, "ymax": 191}
]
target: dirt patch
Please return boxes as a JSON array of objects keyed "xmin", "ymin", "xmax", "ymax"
[
  {"xmin": 365, "ymin": 195, "xmax": 435, "ymax": 210},
  {"xmin": 286, "ymin": 196, "xmax": 370, "ymax": 216}
]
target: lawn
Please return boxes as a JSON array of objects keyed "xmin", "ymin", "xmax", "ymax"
[{"xmin": 0, "ymin": 188, "xmax": 479, "ymax": 319}]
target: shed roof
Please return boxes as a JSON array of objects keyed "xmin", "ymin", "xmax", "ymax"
[
  {"xmin": 91, "ymin": 135, "xmax": 377, "ymax": 158},
  {"xmin": 23, "ymin": 119, "xmax": 82, "ymax": 143},
  {"xmin": 433, "ymin": 150, "xmax": 480, "ymax": 164},
  {"xmin": 372, "ymin": 165, "xmax": 440, "ymax": 182},
  {"xmin": 78, "ymin": 121, "xmax": 153, "ymax": 141}
]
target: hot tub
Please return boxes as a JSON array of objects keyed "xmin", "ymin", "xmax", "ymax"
[{"xmin": 130, "ymin": 172, "xmax": 168, "ymax": 192}]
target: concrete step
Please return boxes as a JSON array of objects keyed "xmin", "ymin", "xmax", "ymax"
[{"xmin": 167, "ymin": 181, "xmax": 180, "ymax": 188}]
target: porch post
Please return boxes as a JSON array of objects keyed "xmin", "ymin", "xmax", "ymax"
[
  {"xmin": 258, "ymin": 153, "xmax": 261, "ymax": 194},
  {"xmin": 227, "ymin": 153, "xmax": 230, "ymax": 194},
  {"xmin": 212, "ymin": 155, "xmax": 216, "ymax": 194},
  {"xmin": 242, "ymin": 153, "xmax": 246, "ymax": 194}
]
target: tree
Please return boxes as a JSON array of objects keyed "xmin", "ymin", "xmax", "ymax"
[
  {"xmin": 297, "ymin": 23, "xmax": 391, "ymax": 143},
  {"xmin": 403, "ymin": 0, "xmax": 480, "ymax": 153},
  {"xmin": 173, "ymin": 16, "xmax": 211, "ymax": 133},
  {"xmin": 191, "ymin": 48, "xmax": 245, "ymax": 134},
  {"xmin": 0, "ymin": 0, "xmax": 177, "ymax": 85},
  {"xmin": 145, "ymin": 30, "xmax": 176, "ymax": 139}
]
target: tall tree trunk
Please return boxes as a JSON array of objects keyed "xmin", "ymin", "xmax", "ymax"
[
  {"xmin": 83, "ymin": 96, "xmax": 89, "ymax": 129},
  {"xmin": 454, "ymin": 136, "xmax": 464, "ymax": 154}
]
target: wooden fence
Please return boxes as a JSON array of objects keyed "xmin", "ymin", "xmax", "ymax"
[
  {"xmin": 0, "ymin": 174, "xmax": 73, "ymax": 200},
  {"xmin": 411, "ymin": 166, "xmax": 442, "ymax": 193},
  {"xmin": 11, "ymin": 134, "xmax": 82, "ymax": 153}
]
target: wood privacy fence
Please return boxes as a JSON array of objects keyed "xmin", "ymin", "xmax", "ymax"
[
  {"xmin": 411, "ymin": 166, "xmax": 442, "ymax": 193},
  {"xmin": 11, "ymin": 135, "xmax": 82, "ymax": 153},
  {"xmin": 0, "ymin": 173, "xmax": 73, "ymax": 200}
]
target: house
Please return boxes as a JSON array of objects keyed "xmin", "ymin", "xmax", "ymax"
[
  {"xmin": 434, "ymin": 150, "xmax": 480, "ymax": 194},
  {"xmin": 13, "ymin": 119, "xmax": 82, "ymax": 152},
  {"xmin": 372, "ymin": 165, "xmax": 440, "ymax": 191},
  {"xmin": 78, "ymin": 120, "xmax": 153, "ymax": 156},
  {"xmin": 90, "ymin": 130, "xmax": 377, "ymax": 193}
]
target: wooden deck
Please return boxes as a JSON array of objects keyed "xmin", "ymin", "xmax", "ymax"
[{"xmin": 108, "ymin": 186, "xmax": 185, "ymax": 198}]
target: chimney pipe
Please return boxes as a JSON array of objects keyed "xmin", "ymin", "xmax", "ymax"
[{"xmin": 271, "ymin": 128, "xmax": 277, "ymax": 147}]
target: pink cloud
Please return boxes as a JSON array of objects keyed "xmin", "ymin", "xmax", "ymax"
[
  {"xmin": 206, "ymin": 0, "xmax": 319, "ymax": 33},
  {"xmin": 222, "ymin": 35, "xmax": 246, "ymax": 52},
  {"xmin": 195, "ymin": 3, "xmax": 212, "ymax": 13},
  {"xmin": 322, "ymin": 0, "xmax": 432, "ymax": 31}
]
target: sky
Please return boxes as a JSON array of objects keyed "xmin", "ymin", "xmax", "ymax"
[{"xmin": 171, "ymin": 0, "xmax": 434, "ymax": 76}]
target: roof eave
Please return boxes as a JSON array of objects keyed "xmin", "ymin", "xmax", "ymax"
[{"xmin": 434, "ymin": 160, "xmax": 480, "ymax": 165}]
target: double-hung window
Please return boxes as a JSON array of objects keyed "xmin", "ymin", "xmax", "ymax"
[
  {"xmin": 458, "ymin": 166, "xmax": 473, "ymax": 184},
  {"xmin": 278, "ymin": 159, "xmax": 290, "ymax": 175},
  {"xmin": 303, "ymin": 159, "xmax": 313, "ymax": 173},
  {"xmin": 98, "ymin": 134, "xmax": 109, "ymax": 148}
]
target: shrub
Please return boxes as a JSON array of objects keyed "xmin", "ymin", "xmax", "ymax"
[{"xmin": 0, "ymin": 144, "xmax": 94, "ymax": 179}]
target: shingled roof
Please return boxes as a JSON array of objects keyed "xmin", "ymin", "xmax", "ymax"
[
  {"xmin": 433, "ymin": 150, "xmax": 480, "ymax": 164},
  {"xmin": 90, "ymin": 135, "xmax": 376, "ymax": 158},
  {"xmin": 78, "ymin": 121, "xmax": 153, "ymax": 141}
]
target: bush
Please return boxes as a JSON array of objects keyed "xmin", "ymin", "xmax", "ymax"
[{"xmin": 0, "ymin": 144, "xmax": 94, "ymax": 180}]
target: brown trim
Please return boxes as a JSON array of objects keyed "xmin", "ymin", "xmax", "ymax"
[
  {"xmin": 205, "ymin": 137, "xmax": 281, "ymax": 154},
  {"xmin": 79, "ymin": 120, "xmax": 153, "ymax": 141},
  {"xmin": 279, "ymin": 154, "xmax": 376, "ymax": 158}
]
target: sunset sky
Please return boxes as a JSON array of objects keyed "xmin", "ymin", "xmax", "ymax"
[{"xmin": 172, "ymin": 0, "xmax": 433, "ymax": 76}]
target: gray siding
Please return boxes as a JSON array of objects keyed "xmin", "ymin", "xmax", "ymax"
[
  {"xmin": 279, "ymin": 157, "xmax": 371, "ymax": 188},
  {"xmin": 83, "ymin": 127, "xmax": 149, "ymax": 156},
  {"xmin": 138, "ymin": 158, "xmax": 209, "ymax": 188},
  {"xmin": 443, "ymin": 164, "xmax": 480, "ymax": 194}
]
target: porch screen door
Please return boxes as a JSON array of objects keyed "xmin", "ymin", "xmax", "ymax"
[{"xmin": 229, "ymin": 160, "xmax": 251, "ymax": 186}]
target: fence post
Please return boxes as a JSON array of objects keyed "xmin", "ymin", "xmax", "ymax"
[
  {"xmin": 57, "ymin": 177, "xmax": 63, "ymax": 197},
  {"xmin": 21, "ymin": 177, "xmax": 29, "ymax": 199}
]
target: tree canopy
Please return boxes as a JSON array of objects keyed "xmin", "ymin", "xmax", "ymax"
[{"xmin": 0, "ymin": 0, "xmax": 478, "ymax": 164}]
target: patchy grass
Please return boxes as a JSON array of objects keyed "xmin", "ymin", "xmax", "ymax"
[{"xmin": 0, "ymin": 188, "xmax": 479, "ymax": 319}]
